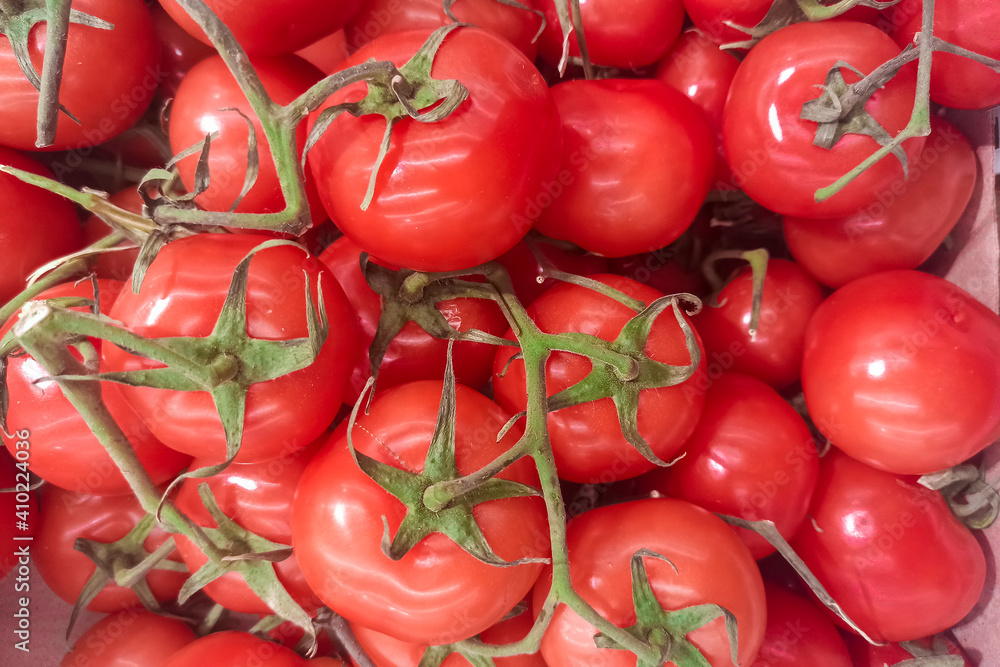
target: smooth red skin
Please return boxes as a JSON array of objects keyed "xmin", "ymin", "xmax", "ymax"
[
  {"xmin": 492, "ymin": 274, "xmax": 706, "ymax": 484},
  {"xmin": 84, "ymin": 189, "xmax": 143, "ymax": 283},
  {"xmin": 150, "ymin": 1, "xmax": 215, "ymax": 98},
  {"xmin": 682, "ymin": 0, "xmax": 878, "ymax": 47},
  {"xmin": 1, "ymin": 281, "xmax": 191, "ymax": 496},
  {"xmin": 748, "ymin": 583, "xmax": 852, "ymax": 667},
  {"xmin": 173, "ymin": 447, "xmax": 322, "ymax": 615},
  {"xmin": 35, "ymin": 486, "xmax": 187, "ymax": 612},
  {"xmin": 0, "ymin": 453, "xmax": 36, "ymax": 578},
  {"xmin": 723, "ymin": 21, "xmax": 925, "ymax": 219},
  {"xmin": 319, "ymin": 236, "xmax": 509, "ymax": 403},
  {"xmin": 351, "ymin": 609, "xmax": 547, "ymax": 667},
  {"xmin": 292, "ymin": 381, "xmax": 549, "ymax": 645},
  {"xmin": 532, "ymin": 0, "xmax": 684, "ymax": 69},
  {"xmin": 295, "ymin": 29, "xmax": 351, "ymax": 74},
  {"xmin": 693, "ymin": 259, "xmax": 825, "ymax": 390},
  {"xmin": 533, "ymin": 79, "xmax": 715, "ymax": 258},
  {"xmin": 60, "ymin": 609, "xmax": 197, "ymax": 667},
  {"xmin": 0, "ymin": 0, "xmax": 159, "ymax": 151},
  {"xmin": 102, "ymin": 234, "xmax": 359, "ymax": 464},
  {"xmin": 642, "ymin": 372, "xmax": 818, "ymax": 559},
  {"xmin": 307, "ymin": 28, "xmax": 561, "ymax": 272},
  {"xmin": 801, "ymin": 270, "xmax": 1000, "ymax": 475},
  {"xmin": 345, "ymin": 0, "xmax": 543, "ymax": 60},
  {"xmin": 790, "ymin": 450, "xmax": 986, "ymax": 643},
  {"xmin": 843, "ymin": 632, "xmax": 972, "ymax": 666},
  {"xmin": 784, "ymin": 117, "xmax": 977, "ymax": 289},
  {"xmin": 158, "ymin": 0, "xmax": 363, "ymax": 56},
  {"xmin": 0, "ymin": 147, "xmax": 83, "ymax": 305},
  {"xmin": 169, "ymin": 55, "xmax": 326, "ymax": 225},
  {"xmin": 496, "ymin": 237, "xmax": 609, "ymax": 306},
  {"xmin": 161, "ymin": 631, "xmax": 343, "ymax": 667},
  {"xmin": 655, "ymin": 29, "xmax": 739, "ymax": 186},
  {"xmin": 888, "ymin": 0, "xmax": 1000, "ymax": 109},
  {"xmin": 534, "ymin": 499, "xmax": 767, "ymax": 667}
]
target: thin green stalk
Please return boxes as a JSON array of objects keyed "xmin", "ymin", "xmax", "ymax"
[{"xmin": 36, "ymin": 0, "xmax": 73, "ymax": 147}]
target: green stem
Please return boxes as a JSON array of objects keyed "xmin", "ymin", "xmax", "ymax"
[
  {"xmin": 798, "ymin": 0, "xmax": 898, "ymax": 21},
  {"xmin": 36, "ymin": 0, "xmax": 72, "ymax": 148},
  {"xmin": 569, "ymin": 0, "xmax": 594, "ymax": 80},
  {"xmin": 814, "ymin": 0, "xmax": 935, "ymax": 202},
  {"xmin": 0, "ymin": 232, "xmax": 125, "ymax": 329}
]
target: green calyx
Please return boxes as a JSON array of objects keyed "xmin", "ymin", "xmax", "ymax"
[
  {"xmin": 919, "ymin": 465, "xmax": 1000, "ymax": 530},
  {"xmin": 593, "ymin": 549, "xmax": 739, "ymax": 667},
  {"xmin": 346, "ymin": 352, "xmax": 546, "ymax": 567},
  {"xmin": 303, "ymin": 24, "xmax": 469, "ymax": 211},
  {"xmin": 69, "ymin": 513, "xmax": 188, "ymax": 639},
  {"xmin": 893, "ymin": 636, "xmax": 967, "ymax": 666}
]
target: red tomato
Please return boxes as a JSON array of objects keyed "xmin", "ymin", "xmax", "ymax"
[
  {"xmin": 319, "ymin": 236, "xmax": 509, "ymax": 403},
  {"xmin": 172, "ymin": 444, "xmax": 322, "ymax": 615},
  {"xmin": 169, "ymin": 55, "xmax": 326, "ymax": 225},
  {"xmin": 35, "ymin": 486, "xmax": 187, "ymax": 612},
  {"xmin": 292, "ymin": 380, "xmax": 549, "ymax": 645},
  {"xmin": 150, "ymin": 0, "xmax": 215, "ymax": 98},
  {"xmin": 843, "ymin": 632, "xmax": 973, "ymax": 666},
  {"xmin": 533, "ymin": 78, "xmax": 715, "ymax": 258},
  {"xmin": 0, "ymin": 452, "xmax": 37, "ymax": 579},
  {"xmin": 496, "ymin": 237, "xmax": 609, "ymax": 306},
  {"xmin": 493, "ymin": 274, "xmax": 706, "ymax": 483},
  {"xmin": 887, "ymin": 0, "xmax": 1000, "ymax": 109},
  {"xmin": 640, "ymin": 372, "xmax": 818, "ymax": 559},
  {"xmin": 351, "ymin": 605, "xmax": 547, "ymax": 666},
  {"xmin": 1, "ymin": 280, "xmax": 191, "ymax": 496},
  {"xmin": 161, "ymin": 631, "xmax": 343, "ymax": 667},
  {"xmin": 345, "ymin": 0, "xmax": 543, "ymax": 60},
  {"xmin": 680, "ymin": 0, "xmax": 774, "ymax": 47},
  {"xmin": 0, "ymin": 146, "xmax": 84, "ymax": 306},
  {"xmin": 789, "ymin": 450, "xmax": 986, "ymax": 643},
  {"xmin": 61, "ymin": 609, "xmax": 197, "ymax": 667},
  {"xmin": 801, "ymin": 270, "xmax": 1000, "ymax": 475},
  {"xmin": 307, "ymin": 27, "xmax": 561, "ymax": 272},
  {"xmin": 532, "ymin": 0, "xmax": 684, "ymax": 69},
  {"xmin": 748, "ymin": 582, "xmax": 852, "ymax": 667},
  {"xmin": 655, "ymin": 29, "xmax": 739, "ymax": 187},
  {"xmin": 535, "ymin": 498, "xmax": 767, "ymax": 667},
  {"xmin": 722, "ymin": 21, "xmax": 925, "ymax": 219},
  {"xmin": 784, "ymin": 117, "xmax": 978, "ymax": 288},
  {"xmin": 158, "ymin": 0, "xmax": 363, "ymax": 56},
  {"xmin": 692, "ymin": 258, "xmax": 824, "ymax": 390},
  {"xmin": 0, "ymin": 0, "xmax": 160, "ymax": 151},
  {"xmin": 102, "ymin": 234, "xmax": 359, "ymax": 464}
]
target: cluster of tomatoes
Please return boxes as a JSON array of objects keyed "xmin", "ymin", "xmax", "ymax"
[{"xmin": 1, "ymin": 0, "xmax": 999, "ymax": 666}]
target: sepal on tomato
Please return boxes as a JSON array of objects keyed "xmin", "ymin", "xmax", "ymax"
[{"xmin": 919, "ymin": 465, "xmax": 1000, "ymax": 530}]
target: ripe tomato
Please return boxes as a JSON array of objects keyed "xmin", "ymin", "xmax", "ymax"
[
  {"xmin": 887, "ymin": 0, "xmax": 1000, "ymax": 109},
  {"xmin": 169, "ymin": 55, "xmax": 326, "ymax": 224},
  {"xmin": 1, "ymin": 280, "xmax": 191, "ymax": 496},
  {"xmin": 319, "ymin": 236, "xmax": 509, "ymax": 403},
  {"xmin": 534, "ymin": 498, "xmax": 767, "ymax": 667},
  {"xmin": 639, "ymin": 372, "xmax": 818, "ymax": 559},
  {"xmin": 789, "ymin": 450, "xmax": 986, "ymax": 643},
  {"xmin": 801, "ymin": 270, "xmax": 1000, "ymax": 475},
  {"xmin": 172, "ymin": 443, "xmax": 323, "ymax": 615},
  {"xmin": 102, "ymin": 234, "xmax": 359, "ymax": 464},
  {"xmin": 160, "ymin": 631, "xmax": 343, "ymax": 666},
  {"xmin": 150, "ymin": 1, "xmax": 215, "ymax": 98},
  {"xmin": 0, "ymin": 146, "xmax": 84, "ymax": 307},
  {"xmin": 680, "ymin": 0, "xmax": 773, "ymax": 47},
  {"xmin": 722, "ymin": 21, "xmax": 924, "ymax": 219},
  {"xmin": 158, "ymin": 0, "xmax": 363, "ymax": 56},
  {"xmin": 292, "ymin": 380, "xmax": 549, "ymax": 645},
  {"xmin": 351, "ymin": 605, "xmax": 547, "ymax": 666},
  {"xmin": 655, "ymin": 28, "xmax": 739, "ymax": 187},
  {"xmin": 35, "ymin": 485, "xmax": 187, "ymax": 612},
  {"xmin": 693, "ymin": 258, "xmax": 825, "ymax": 390},
  {"xmin": 531, "ymin": 0, "xmax": 684, "ymax": 69},
  {"xmin": 307, "ymin": 27, "xmax": 561, "ymax": 272},
  {"xmin": 492, "ymin": 274, "xmax": 706, "ymax": 484},
  {"xmin": 61, "ymin": 609, "xmax": 197, "ymax": 667},
  {"xmin": 748, "ymin": 582, "xmax": 852, "ymax": 667},
  {"xmin": 533, "ymin": 78, "xmax": 715, "ymax": 258},
  {"xmin": 783, "ymin": 117, "xmax": 977, "ymax": 288},
  {"xmin": 345, "ymin": 0, "xmax": 543, "ymax": 60},
  {"xmin": 0, "ymin": 0, "xmax": 160, "ymax": 151}
]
